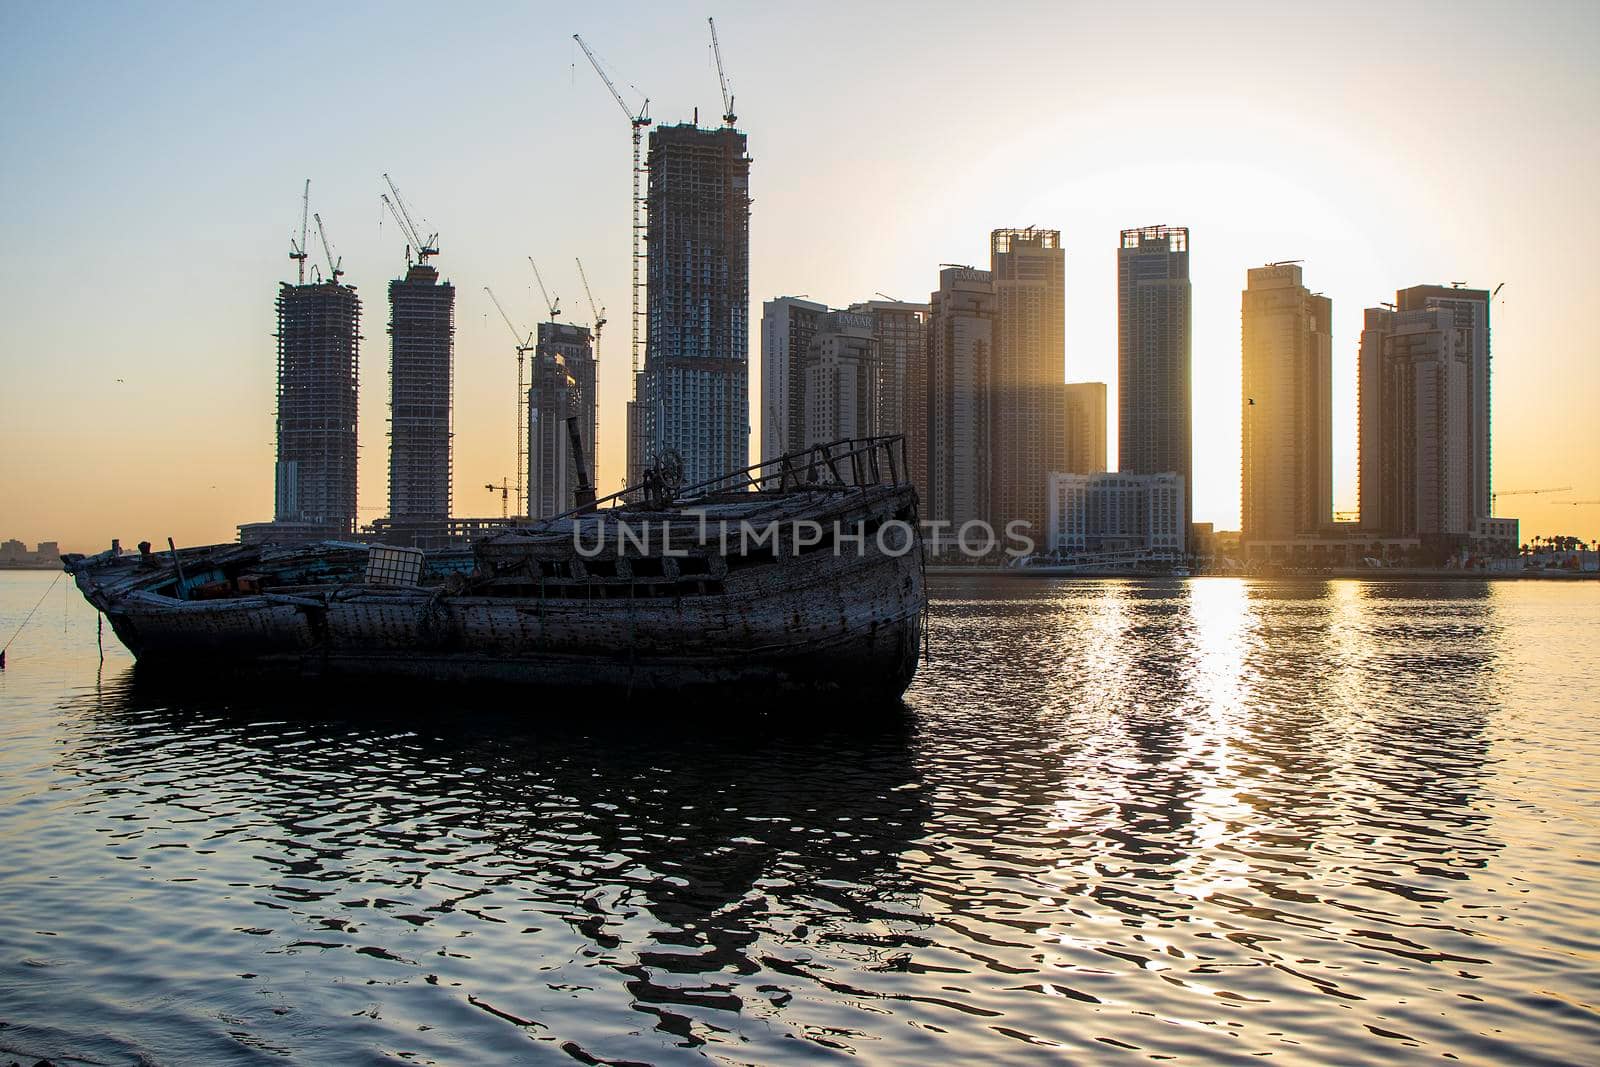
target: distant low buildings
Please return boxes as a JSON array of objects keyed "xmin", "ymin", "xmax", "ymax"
[
  {"xmin": 0, "ymin": 539, "xmax": 63, "ymax": 567},
  {"xmin": 1046, "ymin": 472, "xmax": 1186, "ymax": 557}
]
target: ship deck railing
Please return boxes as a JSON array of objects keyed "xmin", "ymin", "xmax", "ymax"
[{"xmin": 552, "ymin": 435, "xmax": 912, "ymax": 522}]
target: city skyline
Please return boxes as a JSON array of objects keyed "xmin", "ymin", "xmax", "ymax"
[{"xmin": 2, "ymin": 4, "xmax": 1597, "ymax": 550}]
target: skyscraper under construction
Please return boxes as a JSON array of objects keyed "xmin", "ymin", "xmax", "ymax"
[
  {"xmin": 527, "ymin": 321, "xmax": 596, "ymax": 519},
  {"xmin": 388, "ymin": 262, "xmax": 455, "ymax": 531},
  {"xmin": 638, "ymin": 122, "xmax": 751, "ymax": 487},
  {"xmin": 274, "ymin": 279, "xmax": 361, "ymax": 535}
]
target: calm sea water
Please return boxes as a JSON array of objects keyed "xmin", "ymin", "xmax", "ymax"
[{"xmin": 1, "ymin": 571, "xmax": 1597, "ymax": 1064}]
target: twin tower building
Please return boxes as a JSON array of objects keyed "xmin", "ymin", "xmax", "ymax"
[
  {"xmin": 265, "ymin": 254, "xmax": 599, "ymax": 547},
  {"xmin": 262, "ymin": 123, "xmax": 749, "ymax": 546},
  {"xmin": 1240, "ymin": 265, "xmax": 1507, "ymax": 557}
]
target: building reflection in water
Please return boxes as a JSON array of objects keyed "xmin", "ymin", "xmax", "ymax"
[{"xmin": 913, "ymin": 576, "xmax": 1505, "ymax": 1052}]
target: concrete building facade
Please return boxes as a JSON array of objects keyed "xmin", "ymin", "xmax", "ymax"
[
  {"xmin": 526, "ymin": 322, "xmax": 595, "ymax": 519},
  {"xmin": 1359, "ymin": 285, "xmax": 1495, "ymax": 543},
  {"xmin": 388, "ymin": 262, "xmax": 455, "ymax": 525},
  {"xmin": 1118, "ymin": 225, "xmax": 1192, "ymax": 542},
  {"xmin": 801, "ymin": 310, "xmax": 876, "ymax": 447},
  {"xmin": 640, "ymin": 123, "xmax": 751, "ymax": 487},
  {"xmin": 274, "ymin": 279, "xmax": 361, "ymax": 535},
  {"xmin": 759, "ymin": 296, "xmax": 827, "ymax": 462},
  {"xmin": 990, "ymin": 228, "xmax": 1066, "ymax": 541},
  {"xmin": 1357, "ymin": 306, "xmax": 1394, "ymax": 535},
  {"xmin": 1241, "ymin": 263, "xmax": 1333, "ymax": 542},
  {"xmin": 850, "ymin": 299, "xmax": 928, "ymax": 447},
  {"xmin": 924, "ymin": 267, "xmax": 995, "ymax": 530},
  {"xmin": 1047, "ymin": 472, "xmax": 1186, "ymax": 556},
  {"xmin": 1062, "ymin": 381, "xmax": 1107, "ymax": 475}
]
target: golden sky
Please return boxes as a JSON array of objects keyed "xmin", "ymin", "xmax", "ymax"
[{"xmin": 2, "ymin": 2, "xmax": 1596, "ymax": 551}]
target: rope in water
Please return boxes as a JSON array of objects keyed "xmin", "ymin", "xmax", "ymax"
[{"xmin": 2, "ymin": 571, "xmax": 65, "ymax": 659}]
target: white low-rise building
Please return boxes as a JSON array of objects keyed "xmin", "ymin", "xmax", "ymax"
[{"xmin": 1047, "ymin": 472, "xmax": 1186, "ymax": 556}]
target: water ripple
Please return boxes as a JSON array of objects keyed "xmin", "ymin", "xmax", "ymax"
[{"xmin": 0, "ymin": 574, "xmax": 1598, "ymax": 1063}]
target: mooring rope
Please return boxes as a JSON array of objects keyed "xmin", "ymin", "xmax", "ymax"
[{"xmin": 2, "ymin": 571, "xmax": 65, "ymax": 662}]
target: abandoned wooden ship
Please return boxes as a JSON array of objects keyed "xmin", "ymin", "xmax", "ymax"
[{"xmin": 63, "ymin": 436, "xmax": 926, "ymax": 699}]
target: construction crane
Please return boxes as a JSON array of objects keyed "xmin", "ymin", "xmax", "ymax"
[
  {"xmin": 1565, "ymin": 499, "xmax": 1600, "ymax": 506},
  {"xmin": 485, "ymin": 286, "xmax": 534, "ymax": 518},
  {"xmin": 874, "ymin": 292, "xmax": 903, "ymax": 303},
  {"xmin": 380, "ymin": 173, "xmax": 439, "ymax": 264},
  {"xmin": 573, "ymin": 33, "xmax": 650, "ymax": 383},
  {"xmin": 485, "ymin": 479, "xmax": 512, "ymax": 520},
  {"xmin": 575, "ymin": 257, "xmax": 606, "ymax": 342},
  {"xmin": 312, "ymin": 213, "xmax": 342, "ymax": 284},
  {"xmin": 707, "ymin": 17, "xmax": 736, "ymax": 128},
  {"xmin": 528, "ymin": 257, "xmax": 560, "ymax": 320},
  {"xmin": 289, "ymin": 179, "xmax": 310, "ymax": 284},
  {"xmin": 1492, "ymin": 486, "xmax": 1571, "ymax": 512}
]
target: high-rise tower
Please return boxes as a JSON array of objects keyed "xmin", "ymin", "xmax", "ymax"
[
  {"xmin": 990, "ymin": 228, "xmax": 1065, "ymax": 537},
  {"xmin": 274, "ymin": 279, "xmax": 361, "ymax": 535},
  {"xmin": 851, "ymin": 299, "xmax": 929, "ymax": 446},
  {"xmin": 924, "ymin": 267, "xmax": 995, "ymax": 531},
  {"xmin": 1062, "ymin": 381, "xmax": 1107, "ymax": 475},
  {"xmin": 388, "ymin": 262, "xmax": 455, "ymax": 527},
  {"xmin": 639, "ymin": 123, "xmax": 751, "ymax": 487},
  {"xmin": 1240, "ymin": 263, "xmax": 1332, "ymax": 541},
  {"xmin": 759, "ymin": 296, "xmax": 827, "ymax": 461},
  {"xmin": 1359, "ymin": 285, "xmax": 1492, "ymax": 541},
  {"xmin": 1117, "ymin": 225, "xmax": 1192, "ymax": 543},
  {"xmin": 527, "ymin": 321, "xmax": 595, "ymax": 518},
  {"xmin": 801, "ymin": 310, "xmax": 876, "ymax": 447}
]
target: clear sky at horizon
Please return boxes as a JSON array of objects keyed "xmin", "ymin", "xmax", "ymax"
[{"xmin": 2, "ymin": 1, "xmax": 1597, "ymax": 551}]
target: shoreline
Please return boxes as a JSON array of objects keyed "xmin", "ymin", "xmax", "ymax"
[{"xmin": 928, "ymin": 566, "xmax": 1598, "ymax": 581}]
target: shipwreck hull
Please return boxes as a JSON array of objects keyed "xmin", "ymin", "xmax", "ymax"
[
  {"xmin": 104, "ymin": 546, "xmax": 921, "ymax": 697},
  {"xmin": 69, "ymin": 437, "xmax": 927, "ymax": 700}
]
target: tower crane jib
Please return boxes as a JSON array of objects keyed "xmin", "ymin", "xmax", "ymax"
[
  {"xmin": 380, "ymin": 174, "xmax": 440, "ymax": 263},
  {"xmin": 708, "ymin": 17, "xmax": 736, "ymax": 127},
  {"xmin": 312, "ymin": 212, "xmax": 342, "ymax": 284},
  {"xmin": 528, "ymin": 258, "xmax": 560, "ymax": 321},
  {"xmin": 289, "ymin": 179, "xmax": 311, "ymax": 284},
  {"xmin": 573, "ymin": 33, "xmax": 650, "ymax": 381}
]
